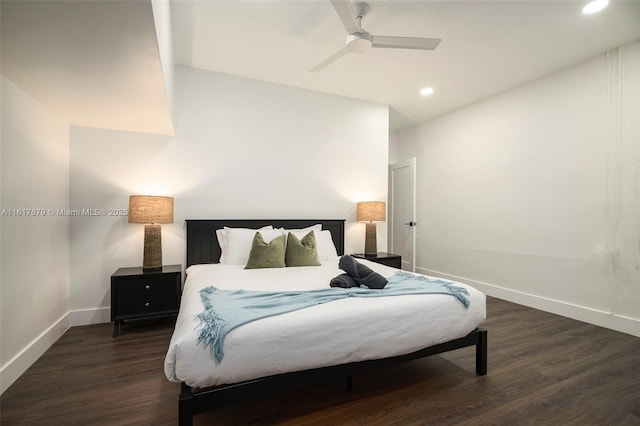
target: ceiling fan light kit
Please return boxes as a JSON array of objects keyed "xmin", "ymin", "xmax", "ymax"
[
  {"xmin": 311, "ymin": 0, "xmax": 442, "ymax": 72},
  {"xmin": 346, "ymin": 32, "xmax": 373, "ymax": 53}
]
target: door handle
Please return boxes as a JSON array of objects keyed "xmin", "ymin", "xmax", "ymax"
[{"xmin": 404, "ymin": 221, "xmax": 418, "ymax": 227}]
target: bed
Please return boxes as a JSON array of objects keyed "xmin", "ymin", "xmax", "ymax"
[{"xmin": 168, "ymin": 219, "xmax": 487, "ymax": 426}]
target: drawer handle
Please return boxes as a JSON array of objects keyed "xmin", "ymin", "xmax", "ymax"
[
  {"xmin": 145, "ymin": 302, "xmax": 150, "ymax": 307},
  {"xmin": 145, "ymin": 285, "xmax": 150, "ymax": 290}
]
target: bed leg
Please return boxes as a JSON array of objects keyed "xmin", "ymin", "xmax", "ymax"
[
  {"xmin": 179, "ymin": 383, "xmax": 194, "ymax": 426},
  {"xmin": 346, "ymin": 375, "xmax": 353, "ymax": 391},
  {"xmin": 476, "ymin": 328, "xmax": 488, "ymax": 376}
]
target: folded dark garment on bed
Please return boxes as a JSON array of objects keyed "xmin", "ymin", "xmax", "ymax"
[
  {"xmin": 337, "ymin": 255, "xmax": 388, "ymax": 289},
  {"xmin": 330, "ymin": 273, "xmax": 359, "ymax": 288}
]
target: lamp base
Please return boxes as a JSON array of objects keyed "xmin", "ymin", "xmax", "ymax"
[
  {"xmin": 143, "ymin": 224, "xmax": 163, "ymax": 271},
  {"xmin": 364, "ymin": 222, "xmax": 377, "ymax": 256}
]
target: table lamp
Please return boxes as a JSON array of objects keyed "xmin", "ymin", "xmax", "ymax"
[
  {"xmin": 357, "ymin": 201, "xmax": 386, "ymax": 256},
  {"xmin": 128, "ymin": 195, "xmax": 174, "ymax": 271}
]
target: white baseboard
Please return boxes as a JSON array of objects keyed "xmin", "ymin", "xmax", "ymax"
[
  {"xmin": 416, "ymin": 266, "xmax": 640, "ymax": 338},
  {"xmin": 69, "ymin": 307, "xmax": 111, "ymax": 327},
  {"xmin": 1, "ymin": 307, "xmax": 111, "ymax": 395},
  {"xmin": 0, "ymin": 312, "xmax": 70, "ymax": 394}
]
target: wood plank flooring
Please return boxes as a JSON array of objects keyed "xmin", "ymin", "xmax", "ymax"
[{"xmin": 1, "ymin": 297, "xmax": 639, "ymax": 425}]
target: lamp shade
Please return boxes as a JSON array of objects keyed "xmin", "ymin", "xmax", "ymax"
[
  {"xmin": 356, "ymin": 201, "xmax": 386, "ymax": 222},
  {"xmin": 128, "ymin": 195, "xmax": 174, "ymax": 224}
]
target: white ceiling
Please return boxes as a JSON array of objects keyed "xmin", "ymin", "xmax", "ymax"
[
  {"xmin": 1, "ymin": 0, "xmax": 173, "ymax": 135},
  {"xmin": 172, "ymin": 0, "xmax": 640, "ymax": 130},
  {"xmin": 2, "ymin": 1, "xmax": 639, "ymax": 134}
]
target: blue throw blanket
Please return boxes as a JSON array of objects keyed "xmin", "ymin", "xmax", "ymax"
[{"xmin": 195, "ymin": 271, "xmax": 469, "ymax": 363}]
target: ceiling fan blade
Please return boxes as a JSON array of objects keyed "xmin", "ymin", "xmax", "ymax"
[
  {"xmin": 310, "ymin": 46, "xmax": 350, "ymax": 72},
  {"xmin": 372, "ymin": 36, "xmax": 441, "ymax": 50},
  {"xmin": 330, "ymin": 0, "xmax": 362, "ymax": 34}
]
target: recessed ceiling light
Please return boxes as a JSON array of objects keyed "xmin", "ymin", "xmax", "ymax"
[
  {"xmin": 582, "ymin": 0, "xmax": 609, "ymax": 14},
  {"xmin": 420, "ymin": 87, "xmax": 434, "ymax": 97}
]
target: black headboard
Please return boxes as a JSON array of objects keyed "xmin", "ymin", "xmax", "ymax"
[{"xmin": 186, "ymin": 219, "xmax": 345, "ymax": 267}]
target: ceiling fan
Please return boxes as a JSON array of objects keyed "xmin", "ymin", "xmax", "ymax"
[{"xmin": 311, "ymin": 0, "xmax": 441, "ymax": 72}]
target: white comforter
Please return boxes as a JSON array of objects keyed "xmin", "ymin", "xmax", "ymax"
[{"xmin": 164, "ymin": 260, "xmax": 486, "ymax": 388}]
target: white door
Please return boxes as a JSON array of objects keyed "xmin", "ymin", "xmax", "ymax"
[{"xmin": 389, "ymin": 158, "xmax": 416, "ymax": 272}]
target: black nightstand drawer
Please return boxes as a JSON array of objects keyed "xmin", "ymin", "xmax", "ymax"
[
  {"xmin": 111, "ymin": 265, "xmax": 182, "ymax": 336},
  {"xmin": 116, "ymin": 275, "xmax": 178, "ymax": 316},
  {"xmin": 373, "ymin": 257, "xmax": 401, "ymax": 269},
  {"xmin": 352, "ymin": 252, "xmax": 402, "ymax": 269}
]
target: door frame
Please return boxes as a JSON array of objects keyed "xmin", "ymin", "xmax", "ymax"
[{"xmin": 389, "ymin": 157, "xmax": 416, "ymax": 272}]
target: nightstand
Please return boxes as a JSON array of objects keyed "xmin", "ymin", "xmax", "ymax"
[
  {"xmin": 111, "ymin": 264, "xmax": 182, "ymax": 337},
  {"xmin": 352, "ymin": 252, "xmax": 402, "ymax": 269}
]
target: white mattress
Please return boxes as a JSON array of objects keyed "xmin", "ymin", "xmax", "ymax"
[{"xmin": 164, "ymin": 260, "xmax": 486, "ymax": 388}]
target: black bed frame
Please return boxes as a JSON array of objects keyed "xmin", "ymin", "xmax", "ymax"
[{"xmin": 179, "ymin": 219, "xmax": 487, "ymax": 426}]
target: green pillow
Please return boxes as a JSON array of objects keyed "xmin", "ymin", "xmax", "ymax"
[
  {"xmin": 285, "ymin": 231, "xmax": 321, "ymax": 267},
  {"xmin": 244, "ymin": 232, "xmax": 286, "ymax": 269}
]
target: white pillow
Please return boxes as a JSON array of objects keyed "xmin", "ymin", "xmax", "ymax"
[
  {"xmin": 223, "ymin": 227, "xmax": 284, "ymax": 265},
  {"xmin": 317, "ymin": 230, "xmax": 339, "ymax": 261},
  {"xmin": 217, "ymin": 226, "xmax": 272, "ymax": 264},
  {"xmin": 283, "ymin": 224, "xmax": 322, "ymax": 234},
  {"xmin": 286, "ymin": 229, "xmax": 339, "ymax": 261}
]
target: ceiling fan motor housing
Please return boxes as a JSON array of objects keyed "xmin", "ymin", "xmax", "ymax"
[{"xmin": 346, "ymin": 31, "xmax": 373, "ymax": 53}]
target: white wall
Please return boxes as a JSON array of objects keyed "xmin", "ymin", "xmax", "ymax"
[
  {"xmin": 0, "ymin": 76, "xmax": 70, "ymax": 393},
  {"xmin": 394, "ymin": 41, "xmax": 640, "ymax": 336},
  {"xmin": 389, "ymin": 129, "xmax": 398, "ymax": 165},
  {"xmin": 69, "ymin": 66, "xmax": 389, "ymax": 314}
]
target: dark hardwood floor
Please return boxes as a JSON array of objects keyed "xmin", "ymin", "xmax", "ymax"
[{"xmin": 1, "ymin": 297, "xmax": 639, "ymax": 425}]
